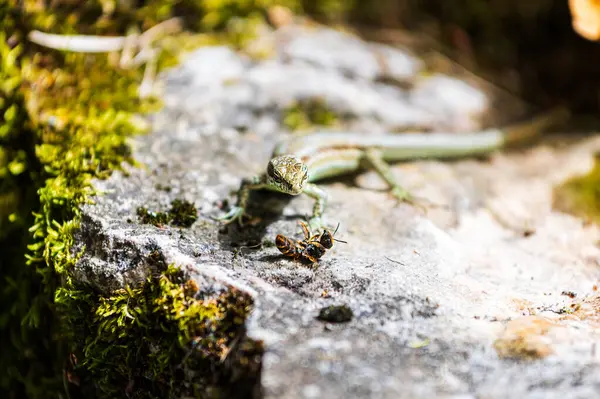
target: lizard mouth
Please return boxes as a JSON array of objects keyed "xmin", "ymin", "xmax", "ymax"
[
  {"xmin": 287, "ymin": 185, "xmax": 303, "ymax": 195},
  {"xmin": 269, "ymin": 177, "xmax": 301, "ymax": 195}
]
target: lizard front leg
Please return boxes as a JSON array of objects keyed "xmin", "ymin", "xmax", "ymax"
[
  {"xmin": 303, "ymin": 183, "xmax": 329, "ymax": 232},
  {"xmin": 218, "ymin": 175, "xmax": 267, "ymax": 225}
]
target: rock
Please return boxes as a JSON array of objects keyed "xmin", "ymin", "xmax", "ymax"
[
  {"xmin": 410, "ymin": 73, "xmax": 490, "ymax": 131},
  {"xmin": 369, "ymin": 42, "xmax": 425, "ymax": 83},
  {"xmin": 278, "ymin": 25, "xmax": 424, "ymax": 83},
  {"xmin": 279, "ymin": 26, "xmax": 382, "ymax": 80},
  {"xmin": 75, "ymin": 22, "xmax": 600, "ymax": 398},
  {"xmin": 245, "ymin": 60, "xmax": 434, "ymax": 129}
]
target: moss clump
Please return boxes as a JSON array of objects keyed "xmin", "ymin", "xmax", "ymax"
[
  {"xmin": 155, "ymin": 183, "xmax": 172, "ymax": 192},
  {"xmin": 282, "ymin": 97, "xmax": 340, "ymax": 131},
  {"xmin": 137, "ymin": 199, "xmax": 198, "ymax": 228},
  {"xmin": 169, "ymin": 198, "xmax": 198, "ymax": 227},
  {"xmin": 316, "ymin": 304, "xmax": 353, "ymax": 323},
  {"xmin": 493, "ymin": 316, "xmax": 554, "ymax": 360},
  {"xmin": 553, "ymin": 154, "xmax": 600, "ymax": 224},
  {"xmin": 57, "ymin": 263, "xmax": 261, "ymax": 398},
  {"xmin": 137, "ymin": 207, "xmax": 171, "ymax": 227}
]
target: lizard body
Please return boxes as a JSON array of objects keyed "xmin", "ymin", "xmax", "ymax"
[{"xmin": 219, "ymin": 107, "xmax": 570, "ymax": 231}]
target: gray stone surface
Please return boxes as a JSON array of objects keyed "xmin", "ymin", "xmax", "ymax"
[{"xmin": 75, "ymin": 23, "xmax": 600, "ymax": 398}]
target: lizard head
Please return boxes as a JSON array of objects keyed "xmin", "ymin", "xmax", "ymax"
[{"xmin": 266, "ymin": 155, "xmax": 309, "ymax": 195}]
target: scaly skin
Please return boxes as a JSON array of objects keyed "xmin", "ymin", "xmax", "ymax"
[{"xmin": 218, "ymin": 107, "xmax": 570, "ymax": 232}]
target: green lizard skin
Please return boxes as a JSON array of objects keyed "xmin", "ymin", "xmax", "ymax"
[{"xmin": 218, "ymin": 107, "xmax": 570, "ymax": 232}]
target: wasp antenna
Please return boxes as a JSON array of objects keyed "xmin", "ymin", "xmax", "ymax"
[{"xmin": 334, "ymin": 238, "xmax": 348, "ymax": 244}]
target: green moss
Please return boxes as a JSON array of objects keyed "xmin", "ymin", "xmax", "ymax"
[
  {"xmin": 301, "ymin": 0, "xmax": 356, "ymax": 22},
  {"xmin": 261, "ymin": 238, "xmax": 276, "ymax": 248},
  {"xmin": 316, "ymin": 304, "xmax": 353, "ymax": 323},
  {"xmin": 282, "ymin": 97, "xmax": 340, "ymax": 131},
  {"xmin": 137, "ymin": 199, "xmax": 198, "ymax": 228},
  {"xmin": 191, "ymin": 0, "xmax": 301, "ymax": 32},
  {"xmin": 154, "ymin": 183, "xmax": 171, "ymax": 192},
  {"xmin": 553, "ymin": 154, "xmax": 600, "ymax": 224},
  {"xmin": 169, "ymin": 199, "xmax": 198, "ymax": 227},
  {"xmin": 56, "ymin": 263, "xmax": 261, "ymax": 398},
  {"xmin": 137, "ymin": 206, "xmax": 171, "ymax": 227}
]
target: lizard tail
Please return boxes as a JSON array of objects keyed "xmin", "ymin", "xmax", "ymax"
[{"xmin": 503, "ymin": 105, "xmax": 571, "ymax": 147}]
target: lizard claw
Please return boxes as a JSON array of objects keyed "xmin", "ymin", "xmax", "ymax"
[
  {"xmin": 390, "ymin": 187, "xmax": 428, "ymax": 213},
  {"xmin": 215, "ymin": 206, "xmax": 247, "ymax": 226},
  {"xmin": 391, "ymin": 186, "xmax": 412, "ymax": 203}
]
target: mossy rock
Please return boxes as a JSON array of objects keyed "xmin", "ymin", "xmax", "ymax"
[
  {"xmin": 553, "ymin": 154, "xmax": 600, "ymax": 224},
  {"xmin": 0, "ymin": 2, "xmax": 320, "ymax": 397}
]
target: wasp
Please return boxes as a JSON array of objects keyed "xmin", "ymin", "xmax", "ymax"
[{"xmin": 275, "ymin": 221, "xmax": 346, "ymax": 263}]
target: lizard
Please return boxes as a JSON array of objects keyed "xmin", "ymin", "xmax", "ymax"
[{"xmin": 218, "ymin": 106, "xmax": 570, "ymax": 233}]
